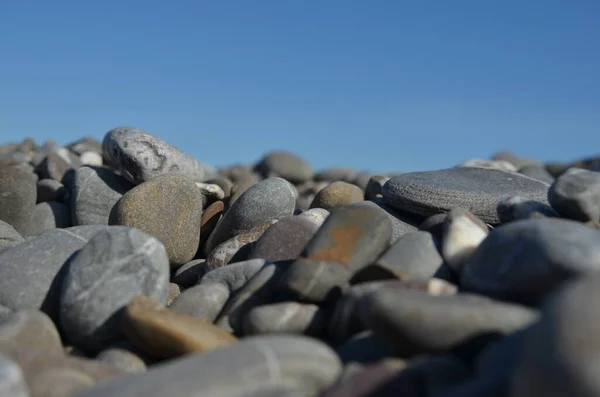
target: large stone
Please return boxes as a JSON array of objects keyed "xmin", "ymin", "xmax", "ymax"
[
  {"xmin": 205, "ymin": 177, "xmax": 296, "ymax": 254},
  {"xmin": 21, "ymin": 201, "xmax": 71, "ymax": 236},
  {"xmin": 70, "ymin": 166, "xmax": 134, "ymax": 226},
  {"xmin": 0, "ymin": 227, "xmax": 109, "ymax": 320},
  {"xmin": 109, "ymin": 173, "xmax": 203, "ymax": 267},
  {"xmin": 548, "ymin": 168, "xmax": 600, "ymax": 222},
  {"xmin": 461, "ymin": 218, "xmax": 600, "ymax": 305},
  {"xmin": 0, "ymin": 220, "xmax": 25, "ymax": 254},
  {"xmin": 255, "ymin": 151, "xmax": 313, "ymax": 184},
  {"xmin": 122, "ymin": 295, "xmax": 237, "ymax": 360},
  {"xmin": 59, "ymin": 227, "xmax": 170, "ymax": 352},
  {"xmin": 248, "ymin": 216, "xmax": 319, "ymax": 262},
  {"xmin": 382, "ymin": 167, "xmax": 550, "ymax": 225},
  {"xmin": 169, "ymin": 283, "xmax": 230, "ymax": 322},
  {"xmin": 0, "ymin": 167, "xmax": 37, "ymax": 233},
  {"xmin": 77, "ymin": 335, "xmax": 341, "ymax": 397},
  {"xmin": 309, "ymin": 181, "xmax": 364, "ymax": 210},
  {"xmin": 511, "ymin": 275, "xmax": 600, "ymax": 397},
  {"xmin": 102, "ymin": 126, "xmax": 206, "ymax": 184},
  {"xmin": 360, "ymin": 287, "xmax": 539, "ymax": 356},
  {"xmin": 351, "ymin": 231, "xmax": 443, "ymax": 283}
]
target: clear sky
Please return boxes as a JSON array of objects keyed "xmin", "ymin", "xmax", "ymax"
[{"xmin": 1, "ymin": 1, "xmax": 598, "ymax": 173}]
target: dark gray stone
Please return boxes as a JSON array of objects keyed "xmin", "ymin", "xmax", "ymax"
[
  {"xmin": 315, "ymin": 168, "xmax": 357, "ymax": 183},
  {"xmin": 199, "ymin": 259, "xmax": 267, "ymax": 292},
  {"xmin": 205, "ymin": 223, "xmax": 274, "ymax": 270},
  {"xmin": 496, "ymin": 195, "xmax": 560, "ymax": 223},
  {"xmin": 248, "ymin": 216, "xmax": 319, "ymax": 262},
  {"xmin": 461, "ymin": 218, "xmax": 600, "ymax": 305},
  {"xmin": 512, "ymin": 275, "xmax": 600, "ymax": 397},
  {"xmin": 371, "ymin": 198, "xmax": 421, "ymax": 244},
  {"xmin": 59, "ymin": 226, "xmax": 170, "ymax": 352},
  {"xmin": 365, "ymin": 176, "xmax": 390, "ymax": 200},
  {"xmin": 169, "ymin": 283, "xmax": 230, "ymax": 322},
  {"xmin": 77, "ymin": 335, "xmax": 342, "ymax": 397},
  {"xmin": 0, "ymin": 167, "xmax": 37, "ymax": 234},
  {"xmin": 360, "ymin": 287, "xmax": 539, "ymax": 356},
  {"xmin": 548, "ymin": 168, "xmax": 600, "ymax": 222},
  {"xmin": 418, "ymin": 213, "xmax": 448, "ymax": 239},
  {"xmin": 352, "ymin": 231, "xmax": 443, "ymax": 283},
  {"xmin": 21, "ymin": 201, "xmax": 71, "ymax": 236},
  {"xmin": 518, "ymin": 165, "xmax": 555, "ymax": 184},
  {"xmin": 205, "ymin": 177, "xmax": 297, "ymax": 254},
  {"xmin": 70, "ymin": 166, "xmax": 134, "ymax": 226},
  {"xmin": 242, "ymin": 302, "xmax": 325, "ymax": 336},
  {"xmin": 172, "ymin": 259, "xmax": 205, "ymax": 288},
  {"xmin": 382, "ymin": 167, "xmax": 550, "ymax": 225},
  {"xmin": 255, "ymin": 151, "xmax": 313, "ymax": 184},
  {"xmin": 336, "ymin": 331, "xmax": 395, "ymax": 365},
  {"xmin": 102, "ymin": 127, "xmax": 206, "ymax": 184},
  {"xmin": 36, "ymin": 178, "xmax": 69, "ymax": 203},
  {"xmin": 0, "ymin": 220, "xmax": 24, "ymax": 254},
  {"xmin": 0, "ymin": 355, "xmax": 29, "ymax": 397}
]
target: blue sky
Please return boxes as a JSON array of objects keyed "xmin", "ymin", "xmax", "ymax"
[{"xmin": 1, "ymin": 1, "xmax": 598, "ymax": 173}]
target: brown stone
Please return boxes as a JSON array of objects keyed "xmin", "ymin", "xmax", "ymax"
[{"xmin": 310, "ymin": 181, "xmax": 364, "ymax": 210}]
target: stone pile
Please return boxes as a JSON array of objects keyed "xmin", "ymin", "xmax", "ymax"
[{"xmin": 0, "ymin": 127, "xmax": 599, "ymax": 396}]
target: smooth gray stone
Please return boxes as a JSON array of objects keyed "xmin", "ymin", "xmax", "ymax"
[
  {"xmin": 242, "ymin": 302, "xmax": 325, "ymax": 336},
  {"xmin": 70, "ymin": 166, "xmax": 134, "ymax": 226},
  {"xmin": 217, "ymin": 262, "xmax": 290, "ymax": 334},
  {"xmin": 512, "ymin": 275, "xmax": 600, "ymax": 397},
  {"xmin": 102, "ymin": 127, "xmax": 206, "ymax": 184},
  {"xmin": 315, "ymin": 168, "xmax": 357, "ymax": 183},
  {"xmin": 548, "ymin": 168, "xmax": 600, "ymax": 222},
  {"xmin": 297, "ymin": 208, "xmax": 330, "ymax": 228},
  {"xmin": 277, "ymin": 260, "xmax": 350, "ymax": 303},
  {"xmin": 0, "ymin": 305, "xmax": 12, "ymax": 323},
  {"xmin": 0, "ymin": 310, "xmax": 63, "ymax": 355},
  {"xmin": 518, "ymin": 165, "xmax": 555, "ymax": 184},
  {"xmin": 36, "ymin": 179, "xmax": 69, "ymax": 203},
  {"xmin": 21, "ymin": 201, "xmax": 71, "ymax": 236},
  {"xmin": 0, "ymin": 167, "xmax": 37, "ymax": 234},
  {"xmin": 248, "ymin": 216, "xmax": 319, "ymax": 262},
  {"xmin": 66, "ymin": 137, "xmax": 103, "ymax": 156},
  {"xmin": 418, "ymin": 213, "xmax": 449, "ymax": 239},
  {"xmin": 205, "ymin": 177, "xmax": 297, "ymax": 254},
  {"xmin": 60, "ymin": 227, "xmax": 170, "ymax": 352},
  {"xmin": 172, "ymin": 259, "xmax": 205, "ymax": 288},
  {"xmin": 37, "ymin": 151, "xmax": 77, "ymax": 182},
  {"xmin": 461, "ymin": 218, "xmax": 600, "ymax": 305},
  {"xmin": 353, "ymin": 171, "xmax": 375, "ymax": 191},
  {"xmin": 336, "ymin": 331, "xmax": 395, "ymax": 364},
  {"xmin": 496, "ymin": 196, "xmax": 559, "ymax": 223},
  {"xmin": 96, "ymin": 344, "xmax": 147, "ymax": 374},
  {"xmin": 458, "ymin": 159, "xmax": 518, "ymax": 172},
  {"xmin": 364, "ymin": 176, "xmax": 390, "ymax": 200},
  {"xmin": 0, "ymin": 221, "xmax": 25, "ymax": 254},
  {"xmin": 169, "ymin": 283, "xmax": 230, "ymax": 322},
  {"xmin": 0, "ymin": 355, "xmax": 29, "ymax": 397},
  {"xmin": 255, "ymin": 151, "xmax": 314, "ymax": 184},
  {"xmin": 359, "ymin": 287, "xmax": 539, "ymax": 356},
  {"xmin": 79, "ymin": 335, "xmax": 341, "ymax": 397},
  {"xmin": 199, "ymin": 259, "xmax": 267, "ymax": 293},
  {"xmin": 352, "ymin": 231, "xmax": 443, "ymax": 283},
  {"xmin": 0, "ymin": 228, "xmax": 105, "ymax": 320},
  {"xmin": 382, "ymin": 168, "xmax": 550, "ymax": 225},
  {"xmin": 370, "ymin": 198, "xmax": 420, "ymax": 244}
]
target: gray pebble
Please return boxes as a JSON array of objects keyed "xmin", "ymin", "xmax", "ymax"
[
  {"xmin": 458, "ymin": 159, "xmax": 518, "ymax": 173},
  {"xmin": 21, "ymin": 201, "xmax": 71, "ymax": 237},
  {"xmin": 370, "ymin": 198, "xmax": 421, "ymax": 244},
  {"xmin": 172, "ymin": 259, "xmax": 205, "ymax": 288},
  {"xmin": 96, "ymin": 344, "xmax": 147, "ymax": 374},
  {"xmin": 0, "ymin": 310, "xmax": 63, "ymax": 355},
  {"xmin": 70, "ymin": 166, "xmax": 134, "ymax": 226},
  {"xmin": 383, "ymin": 167, "xmax": 550, "ymax": 225},
  {"xmin": 255, "ymin": 151, "xmax": 314, "ymax": 184},
  {"xmin": 36, "ymin": 179, "xmax": 69, "ymax": 203},
  {"xmin": 59, "ymin": 226, "xmax": 170, "ymax": 352},
  {"xmin": 199, "ymin": 259, "xmax": 267, "ymax": 293},
  {"xmin": 496, "ymin": 195, "xmax": 559, "ymax": 223},
  {"xmin": 461, "ymin": 218, "xmax": 600, "ymax": 305},
  {"xmin": 248, "ymin": 216, "xmax": 319, "ymax": 262},
  {"xmin": 518, "ymin": 165, "xmax": 555, "ymax": 184},
  {"xmin": 0, "ymin": 167, "xmax": 37, "ymax": 234},
  {"xmin": 242, "ymin": 302, "xmax": 324, "ymax": 336},
  {"xmin": 297, "ymin": 208, "xmax": 330, "ymax": 228},
  {"xmin": 169, "ymin": 283, "xmax": 230, "ymax": 322},
  {"xmin": 0, "ymin": 221, "xmax": 24, "ymax": 254},
  {"xmin": 102, "ymin": 127, "xmax": 206, "ymax": 184},
  {"xmin": 548, "ymin": 168, "xmax": 600, "ymax": 222}
]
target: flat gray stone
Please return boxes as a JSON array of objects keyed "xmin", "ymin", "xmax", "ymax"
[
  {"xmin": 36, "ymin": 179, "xmax": 69, "ymax": 203},
  {"xmin": 169, "ymin": 283, "xmax": 230, "ymax": 322},
  {"xmin": 496, "ymin": 196, "xmax": 559, "ymax": 223},
  {"xmin": 205, "ymin": 177, "xmax": 297, "ymax": 254},
  {"xmin": 352, "ymin": 231, "xmax": 443, "ymax": 283},
  {"xmin": 255, "ymin": 151, "xmax": 313, "ymax": 184},
  {"xmin": 0, "ymin": 220, "xmax": 24, "ymax": 254},
  {"xmin": 359, "ymin": 287, "xmax": 539, "ymax": 356},
  {"xmin": 77, "ymin": 335, "xmax": 342, "ymax": 397},
  {"xmin": 21, "ymin": 201, "xmax": 71, "ymax": 236},
  {"xmin": 382, "ymin": 167, "xmax": 550, "ymax": 225},
  {"xmin": 199, "ymin": 259, "xmax": 267, "ymax": 292},
  {"xmin": 0, "ymin": 227, "xmax": 107, "ymax": 320},
  {"xmin": 248, "ymin": 216, "xmax": 319, "ymax": 262},
  {"xmin": 102, "ymin": 127, "xmax": 206, "ymax": 184},
  {"xmin": 548, "ymin": 168, "xmax": 600, "ymax": 222},
  {"xmin": 512, "ymin": 275, "xmax": 600, "ymax": 397},
  {"xmin": 461, "ymin": 218, "xmax": 600, "ymax": 305},
  {"xmin": 70, "ymin": 166, "xmax": 134, "ymax": 226},
  {"xmin": 0, "ymin": 167, "xmax": 37, "ymax": 234},
  {"xmin": 0, "ymin": 355, "xmax": 29, "ymax": 397},
  {"xmin": 242, "ymin": 302, "xmax": 325, "ymax": 336},
  {"xmin": 59, "ymin": 226, "xmax": 170, "ymax": 352}
]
